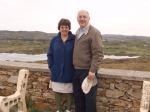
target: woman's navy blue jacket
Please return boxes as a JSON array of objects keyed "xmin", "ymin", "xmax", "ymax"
[{"xmin": 47, "ymin": 31, "xmax": 75, "ymax": 83}]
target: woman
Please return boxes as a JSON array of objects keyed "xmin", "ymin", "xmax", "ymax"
[{"xmin": 47, "ymin": 18, "xmax": 75, "ymax": 112}]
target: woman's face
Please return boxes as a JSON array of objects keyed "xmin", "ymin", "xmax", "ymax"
[{"xmin": 59, "ymin": 25, "xmax": 70, "ymax": 37}]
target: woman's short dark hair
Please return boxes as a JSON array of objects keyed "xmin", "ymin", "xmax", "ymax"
[{"xmin": 58, "ymin": 18, "xmax": 71, "ymax": 30}]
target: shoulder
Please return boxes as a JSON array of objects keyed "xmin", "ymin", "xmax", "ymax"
[
  {"xmin": 89, "ymin": 25, "xmax": 101, "ymax": 34},
  {"xmin": 51, "ymin": 34, "xmax": 59, "ymax": 42},
  {"xmin": 68, "ymin": 31, "xmax": 75, "ymax": 40},
  {"xmin": 89, "ymin": 25, "xmax": 102, "ymax": 40},
  {"xmin": 49, "ymin": 35, "xmax": 59, "ymax": 47}
]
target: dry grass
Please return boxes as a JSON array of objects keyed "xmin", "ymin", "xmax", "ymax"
[{"xmin": 101, "ymin": 57, "xmax": 150, "ymax": 71}]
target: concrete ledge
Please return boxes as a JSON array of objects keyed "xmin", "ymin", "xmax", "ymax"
[
  {"xmin": 98, "ymin": 68, "xmax": 150, "ymax": 81},
  {"xmin": 0, "ymin": 60, "xmax": 150, "ymax": 81},
  {"xmin": 0, "ymin": 61, "xmax": 48, "ymax": 72}
]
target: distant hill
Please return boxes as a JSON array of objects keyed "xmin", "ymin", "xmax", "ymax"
[
  {"xmin": 103, "ymin": 34, "xmax": 150, "ymax": 43},
  {"xmin": 0, "ymin": 30, "xmax": 56, "ymax": 40},
  {"xmin": 0, "ymin": 30, "xmax": 150, "ymax": 42}
]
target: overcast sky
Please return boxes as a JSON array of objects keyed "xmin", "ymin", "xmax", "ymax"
[{"xmin": 0, "ymin": 0, "xmax": 150, "ymax": 36}]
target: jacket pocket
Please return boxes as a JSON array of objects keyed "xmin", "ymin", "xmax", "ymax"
[{"xmin": 51, "ymin": 65, "xmax": 60, "ymax": 81}]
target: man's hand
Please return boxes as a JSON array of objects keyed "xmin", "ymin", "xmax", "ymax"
[{"xmin": 87, "ymin": 71, "xmax": 95, "ymax": 80}]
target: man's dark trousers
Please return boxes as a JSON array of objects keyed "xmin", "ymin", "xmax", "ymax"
[{"xmin": 73, "ymin": 69, "xmax": 97, "ymax": 112}]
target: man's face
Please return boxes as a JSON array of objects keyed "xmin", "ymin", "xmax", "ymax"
[{"xmin": 77, "ymin": 11, "xmax": 90, "ymax": 28}]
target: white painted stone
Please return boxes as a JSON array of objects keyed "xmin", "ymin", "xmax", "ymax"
[
  {"xmin": 0, "ymin": 69, "xmax": 29, "ymax": 112},
  {"xmin": 140, "ymin": 81, "xmax": 150, "ymax": 112}
]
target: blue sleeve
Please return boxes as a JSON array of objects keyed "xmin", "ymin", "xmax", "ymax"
[{"xmin": 47, "ymin": 39, "xmax": 54, "ymax": 69}]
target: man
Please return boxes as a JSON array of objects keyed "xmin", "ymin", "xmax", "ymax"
[{"xmin": 73, "ymin": 10, "xmax": 104, "ymax": 112}]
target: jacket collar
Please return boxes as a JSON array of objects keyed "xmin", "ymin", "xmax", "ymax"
[
  {"xmin": 57, "ymin": 31, "xmax": 74, "ymax": 42},
  {"xmin": 76, "ymin": 24, "xmax": 90, "ymax": 36}
]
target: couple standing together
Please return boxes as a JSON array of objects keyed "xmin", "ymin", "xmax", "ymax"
[{"xmin": 47, "ymin": 10, "xmax": 104, "ymax": 112}]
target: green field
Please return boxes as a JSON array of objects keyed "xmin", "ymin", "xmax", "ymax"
[
  {"xmin": 0, "ymin": 40, "xmax": 50, "ymax": 54},
  {"xmin": 0, "ymin": 39, "xmax": 150, "ymax": 56},
  {"xmin": 101, "ymin": 57, "xmax": 150, "ymax": 71},
  {"xmin": 103, "ymin": 41, "xmax": 150, "ymax": 56},
  {"xmin": 0, "ymin": 39, "xmax": 150, "ymax": 71}
]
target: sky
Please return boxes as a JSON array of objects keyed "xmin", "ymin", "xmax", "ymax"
[{"xmin": 0, "ymin": 0, "xmax": 150, "ymax": 36}]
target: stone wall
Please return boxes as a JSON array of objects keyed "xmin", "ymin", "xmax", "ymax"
[{"xmin": 0, "ymin": 61, "xmax": 150, "ymax": 112}]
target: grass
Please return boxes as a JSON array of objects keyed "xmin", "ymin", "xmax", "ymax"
[
  {"xmin": 26, "ymin": 98, "xmax": 51, "ymax": 112},
  {"xmin": 103, "ymin": 41, "xmax": 150, "ymax": 56},
  {"xmin": 101, "ymin": 57, "xmax": 150, "ymax": 71},
  {"xmin": 0, "ymin": 40, "xmax": 150, "ymax": 56},
  {"xmin": 0, "ymin": 40, "xmax": 50, "ymax": 54},
  {"xmin": 0, "ymin": 39, "xmax": 150, "ymax": 71}
]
